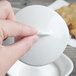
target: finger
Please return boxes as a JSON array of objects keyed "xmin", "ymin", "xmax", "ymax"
[
  {"xmin": 0, "ymin": 35, "xmax": 39, "ymax": 76},
  {"xmin": 0, "ymin": 20, "xmax": 37, "ymax": 40},
  {"xmin": 0, "ymin": 1, "xmax": 15, "ymax": 20},
  {"xmin": 2, "ymin": 35, "xmax": 39, "ymax": 59}
]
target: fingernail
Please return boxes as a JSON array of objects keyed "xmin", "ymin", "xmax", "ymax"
[
  {"xmin": 30, "ymin": 26, "xmax": 38, "ymax": 34},
  {"xmin": 31, "ymin": 35, "xmax": 39, "ymax": 44}
]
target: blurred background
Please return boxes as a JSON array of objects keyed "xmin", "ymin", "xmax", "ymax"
[{"xmin": 2, "ymin": 0, "xmax": 76, "ymax": 8}]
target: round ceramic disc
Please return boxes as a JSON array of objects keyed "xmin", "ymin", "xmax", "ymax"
[{"xmin": 16, "ymin": 5, "xmax": 69, "ymax": 66}]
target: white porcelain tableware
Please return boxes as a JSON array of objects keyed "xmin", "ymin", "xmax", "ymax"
[
  {"xmin": 8, "ymin": 54, "xmax": 73, "ymax": 76},
  {"xmin": 16, "ymin": 5, "xmax": 69, "ymax": 66}
]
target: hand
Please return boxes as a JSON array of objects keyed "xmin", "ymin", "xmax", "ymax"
[{"xmin": 0, "ymin": 1, "xmax": 38, "ymax": 76}]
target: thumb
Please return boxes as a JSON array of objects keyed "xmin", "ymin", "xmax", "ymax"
[
  {"xmin": 1, "ymin": 35, "xmax": 39, "ymax": 62},
  {"xmin": 0, "ymin": 35, "xmax": 38, "ymax": 76}
]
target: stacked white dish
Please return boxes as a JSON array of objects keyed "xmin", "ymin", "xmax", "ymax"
[{"xmin": 3, "ymin": 0, "xmax": 74, "ymax": 76}]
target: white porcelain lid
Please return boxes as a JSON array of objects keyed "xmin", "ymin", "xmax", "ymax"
[{"xmin": 16, "ymin": 5, "xmax": 69, "ymax": 66}]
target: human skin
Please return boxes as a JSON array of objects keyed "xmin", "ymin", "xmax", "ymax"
[{"xmin": 0, "ymin": 1, "xmax": 38, "ymax": 76}]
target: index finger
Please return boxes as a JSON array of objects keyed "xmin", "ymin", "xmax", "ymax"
[{"xmin": 0, "ymin": 20, "xmax": 37, "ymax": 39}]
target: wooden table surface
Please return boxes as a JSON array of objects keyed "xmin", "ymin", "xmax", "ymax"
[{"xmin": 64, "ymin": 46, "xmax": 76, "ymax": 76}]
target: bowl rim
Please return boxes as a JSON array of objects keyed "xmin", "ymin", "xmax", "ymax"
[{"xmin": 59, "ymin": 54, "xmax": 74, "ymax": 76}]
